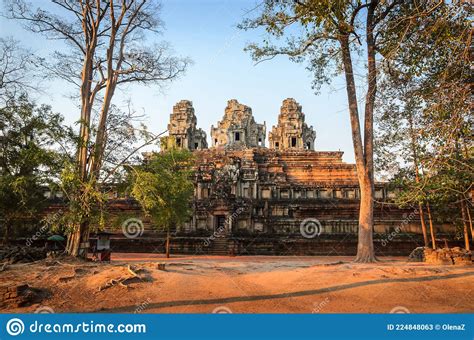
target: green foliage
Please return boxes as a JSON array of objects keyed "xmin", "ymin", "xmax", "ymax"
[
  {"xmin": 46, "ymin": 162, "xmax": 107, "ymax": 234},
  {"xmin": 375, "ymin": 2, "xmax": 472, "ymax": 210},
  {"xmin": 0, "ymin": 94, "xmax": 70, "ymax": 238},
  {"xmin": 130, "ymin": 148, "xmax": 195, "ymax": 231}
]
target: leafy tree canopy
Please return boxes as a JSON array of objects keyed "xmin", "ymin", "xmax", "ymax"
[
  {"xmin": 130, "ymin": 148, "xmax": 195, "ymax": 231},
  {"xmin": 0, "ymin": 94, "xmax": 72, "ymax": 240}
]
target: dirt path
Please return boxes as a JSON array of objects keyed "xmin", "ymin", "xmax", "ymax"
[{"xmin": 1, "ymin": 255, "xmax": 472, "ymax": 314}]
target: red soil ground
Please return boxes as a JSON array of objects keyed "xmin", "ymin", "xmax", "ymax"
[{"xmin": 1, "ymin": 254, "xmax": 472, "ymax": 314}]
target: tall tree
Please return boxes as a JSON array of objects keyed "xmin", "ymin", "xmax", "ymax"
[{"xmin": 5, "ymin": 0, "xmax": 190, "ymax": 256}]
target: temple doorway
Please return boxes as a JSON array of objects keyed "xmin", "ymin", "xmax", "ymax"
[{"xmin": 215, "ymin": 215, "xmax": 227, "ymax": 233}]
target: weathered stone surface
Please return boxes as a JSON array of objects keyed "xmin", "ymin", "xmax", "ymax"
[
  {"xmin": 425, "ymin": 249, "xmax": 453, "ymax": 265},
  {"xmin": 0, "ymin": 284, "xmax": 36, "ymax": 308},
  {"xmin": 408, "ymin": 247, "xmax": 426, "ymax": 262},
  {"xmin": 211, "ymin": 99, "xmax": 266, "ymax": 149},
  {"xmin": 269, "ymin": 98, "xmax": 316, "ymax": 150},
  {"xmin": 408, "ymin": 247, "xmax": 472, "ymax": 265},
  {"xmin": 450, "ymin": 247, "xmax": 472, "ymax": 265},
  {"xmin": 189, "ymin": 147, "xmax": 368, "ymax": 237},
  {"xmin": 161, "ymin": 100, "xmax": 207, "ymax": 151}
]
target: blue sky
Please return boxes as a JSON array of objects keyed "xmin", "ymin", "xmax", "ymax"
[{"xmin": 0, "ymin": 0, "xmax": 360, "ymax": 163}]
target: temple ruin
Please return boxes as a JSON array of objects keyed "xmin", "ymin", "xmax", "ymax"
[
  {"xmin": 116, "ymin": 98, "xmax": 453, "ymax": 256},
  {"xmin": 269, "ymin": 98, "xmax": 316, "ymax": 150},
  {"xmin": 160, "ymin": 100, "xmax": 208, "ymax": 151},
  {"xmin": 210, "ymin": 99, "xmax": 266, "ymax": 149},
  {"xmin": 38, "ymin": 97, "xmax": 454, "ymax": 256}
]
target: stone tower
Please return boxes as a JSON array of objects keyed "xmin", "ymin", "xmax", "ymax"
[
  {"xmin": 161, "ymin": 100, "xmax": 208, "ymax": 151},
  {"xmin": 269, "ymin": 98, "xmax": 316, "ymax": 150},
  {"xmin": 211, "ymin": 99, "xmax": 266, "ymax": 149}
]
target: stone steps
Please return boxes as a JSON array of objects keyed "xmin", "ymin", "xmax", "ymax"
[{"xmin": 209, "ymin": 237, "xmax": 229, "ymax": 255}]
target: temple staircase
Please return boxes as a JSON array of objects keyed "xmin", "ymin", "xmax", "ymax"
[{"xmin": 209, "ymin": 236, "xmax": 229, "ymax": 255}]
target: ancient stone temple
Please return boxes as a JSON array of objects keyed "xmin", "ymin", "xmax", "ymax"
[
  {"xmin": 191, "ymin": 148, "xmax": 363, "ymax": 238},
  {"xmin": 210, "ymin": 99, "xmax": 266, "ymax": 149},
  {"xmin": 269, "ymin": 98, "xmax": 316, "ymax": 150},
  {"xmin": 160, "ymin": 100, "xmax": 208, "ymax": 151},
  {"xmin": 89, "ymin": 98, "xmax": 456, "ymax": 256}
]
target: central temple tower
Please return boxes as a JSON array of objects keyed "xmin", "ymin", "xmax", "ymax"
[
  {"xmin": 269, "ymin": 98, "xmax": 316, "ymax": 150},
  {"xmin": 210, "ymin": 99, "xmax": 266, "ymax": 149}
]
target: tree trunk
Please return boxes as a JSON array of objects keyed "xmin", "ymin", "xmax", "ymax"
[
  {"xmin": 355, "ymin": 178, "xmax": 376, "ymax": 262},
  {"xmin": 466, "ymin": 203, "xmax": 473, "ymax": 242},
  {"xmin": 418, "ymin": 204, "xmax": 429, "ymax": 247},
  {"xmin": 91, "ymin": 81, "xmax": 115, "ymax": 178},
  {"xmin": 66, "ymin": 228, "xmax": 79, "ymax": 255},
  {"xmin": 412, "ymin": 153, "xmax": 429, "ymax": 247},
  {"xmin": 66, "ymin": 221, "xmax": 90, "ymax": 258},
  {"xmin": 65, "ymin": 231, "xmax": 71, "ymax": 253},
  {"xmin": 426, "ymin": 203, "xmax": 436, "ymax": 249},
  {"xmin": 165, "ymin": 230, "xmax": 171, "ymax": 258},
  {"xmin": 461, "ymin": 200, "xmax": 470, "ymax": 251},
  {"xmin": 67, "ymin": 22, "xmax": 96, "ymax": 258},
  {"xmin": 2, "ymin": 218, "xmax": 11, "ymax": 245},
  {"xmin": 407, "ymin": 107, "xmax": 429, "ymax": 247},
  {"xmin": 339, "ymin": 33, "xmax": 376, "ymax": 263}
]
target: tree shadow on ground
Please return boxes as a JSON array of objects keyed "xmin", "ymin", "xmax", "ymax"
[{"xmin": 95, "ymin": 271, "xmax": 474, "ymax": 313}]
